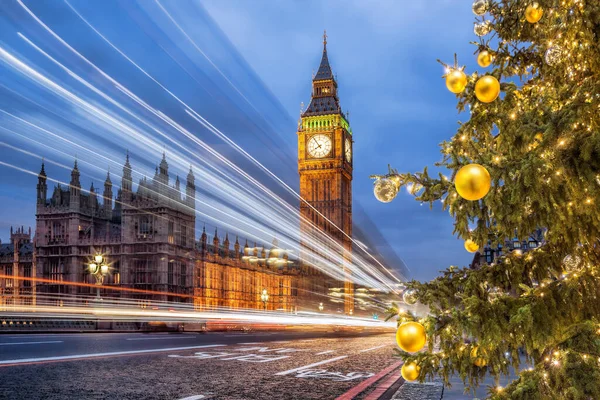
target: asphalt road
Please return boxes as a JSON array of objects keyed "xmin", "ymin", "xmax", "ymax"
[{"xmin": 0, "ymin": 331, "xmax": 397, "ymax": 400}]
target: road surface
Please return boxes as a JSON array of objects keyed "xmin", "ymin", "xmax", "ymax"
[{"xmin": 0, "ymin": 330, "xmax": 397, "ymax": 400}]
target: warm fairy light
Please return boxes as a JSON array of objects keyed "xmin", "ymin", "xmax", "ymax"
[{"xmin": 552, "ymin": 360, "xmax": 560, "ymax": 366}]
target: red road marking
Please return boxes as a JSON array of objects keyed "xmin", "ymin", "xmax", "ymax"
[
  {"xmin": 364, "ymin": 370, "xmax": 402, "ymax": 400},
  {"xmin": 335, "ymin": 360, "xmax": 402, "ymax": 400}
]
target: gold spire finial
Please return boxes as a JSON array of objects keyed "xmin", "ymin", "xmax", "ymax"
[{"xmin": 323, "ymin": 30, "xmax": 327, "ymax": 46}]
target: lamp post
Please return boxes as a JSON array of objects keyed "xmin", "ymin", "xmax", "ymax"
[
  {"xmin": 260, "ymin": 288, "xmax": 269, "ymax": 311},
  {"xmin": 89, "ymin": 254, "xmax": 109, "ymax": 300},
  {"xmin": 318, "ymin": 302, "xmax": 324, "ymax": 312}
]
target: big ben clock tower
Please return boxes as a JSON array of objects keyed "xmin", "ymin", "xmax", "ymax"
[{"xmin": 298, "ymin": 32, "xmax": 354, "ymax": 315}]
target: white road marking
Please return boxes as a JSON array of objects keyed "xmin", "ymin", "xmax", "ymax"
[
  {"xmin": 316, "ymin": 350, "xmax": 335, "ymax": 355},
  {"xmin": 0, "ymin": 344, "xmax": 226, "ymax": 365},
  {"xmin": 126, "ymin": 337, "xmax": 195, "ymax": 341},
  {"xmin": 359, "ymin": 345, "xmax": 387, "ymax": 353},
  {"xmin": 275, "ymin": 356, "xmax": 348, "ymax": 376},
  {"xmin": 0, "ymin": 341, "xmax": 63, "ymax": 346},
  {"xmin": 239, "ymin": 342, "xmax": 261, "ymax": 345},
  {"xmin": 177, "ymin": 395, "xmax": 205, "ymax": 400}
]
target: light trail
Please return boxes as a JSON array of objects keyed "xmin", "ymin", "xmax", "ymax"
[
  {"xmin": 61, "ymin": 0, "xmax": 405, "ymax": 287},
  {"xmin": 0, "ymin": 1, "xmax": 407, "ymax": 303}
]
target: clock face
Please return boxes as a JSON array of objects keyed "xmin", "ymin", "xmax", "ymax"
[
  {"xmin": 307, "ymin": 134, "xmax": 332, "ymax": 158},
  {"xmin": 345, "ymin": 138, "xmax": 352, "ymax": 163}
]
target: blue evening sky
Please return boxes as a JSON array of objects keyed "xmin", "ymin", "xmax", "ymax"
[{"xmin": 0, "ymin": 0, "xmax": 478, "ymax": 282}]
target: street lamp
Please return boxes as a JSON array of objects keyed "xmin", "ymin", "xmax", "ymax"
[
  {"xmin": 89, "ymin": 254, "xmax": 109, "ymax": 300},
  {"xmin": 318, "ymin": 302, "xmax": 324, "ymax": 312},
  {"xmin": 260, "ymin": 288, "xmax": 269, "ymax": 311}
]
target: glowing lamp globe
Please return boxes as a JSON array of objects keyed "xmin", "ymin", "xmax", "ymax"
[
  {"xmin": 396, "ymin": 322, "xmax": 427, "ymax": 353},
  {"xmin": 525, "ymin": 3, "xmax": 543, "ymax": 23},
  {"xmin": 403, "ymin": 289, "xmax": 417, "ymax": 305},
  {"xmin": 455, "ymin": 164, "xmax": 491, "ymax": 201},
  {"xmin": 101, "ymin": 264, "xmax": 109, "ymax": 274},
  {"xmin": 374, "ymin": 178, "xmax": 398, "ymax": 203},
  {"xmin": 401, "ymin": 362, "xmax": 421, "ymax": 382},
  {"xmin": 89, "ymin": 263, "xmax": 98, "ymax": 273},
  {"xmin": 477, "ymin": 50, "xmax": 493, "ymax": 68},
  {"xmin": 445, "ymin": 69, "xmax": 468, "ymax": 94},
  {"xmin": 94, "ymin": 254, "xmax": 104, "ymax": 264},
  {"xmin": 465, "ymin": 239, "xmax": 479, "ymax": 253},
  {"xmin": 475, "ymin": 75, "xmax": 500, "ymax": 103}
]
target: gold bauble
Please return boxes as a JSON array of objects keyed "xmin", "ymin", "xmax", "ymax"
[
  {"xmin": 471, "ymin": 346, "xmax": 487, "ymax": 367},
  {"xmin": 445, "ymin": 69, "xmax": 468, "ymax": 94},
  {"xmin": 401, "ymin": 362, "xmax": 421, "ymax": 382},
  {"xmin": 534, "ymin": 133, "xmax": 544, "ymax": 142},
  {"xmin": 525, "ymin": 3, "xmax": 543, "ymax": 23},
  {"xmin": 475, "ymin": 75, "xmax": 500, "ymax": 103},
  {"xmin": 465, "ymin": 239, "xmax": 479, "ymax": 253},
  {"xmin": 477, "ymin": 51, "xmax": 493, "ymax": 68},
  {"xmin": 455, "ymin": 164, "xmax": 491, "ymax": 201},
  {"xmin": 396, "ymin": 322, "xmax": 427, "ymax": 353}
]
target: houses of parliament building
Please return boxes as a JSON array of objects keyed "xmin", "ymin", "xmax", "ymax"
[{"xmin": 0, "ymin": 36, "xmax": 356, "ymax": 315}]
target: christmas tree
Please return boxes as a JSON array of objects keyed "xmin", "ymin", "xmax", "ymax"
[{"xmin": 379, "ymin": 1, "xmax": 600, "ymax": 398}]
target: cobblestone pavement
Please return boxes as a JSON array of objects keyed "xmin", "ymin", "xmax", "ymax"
[
  {"xmin": 392, "ymin": 380, "xmax": 444, "ymax": 400},
  {"xmin": 0, "ymin": 331, "xmax": 398, "ymax": 400}
]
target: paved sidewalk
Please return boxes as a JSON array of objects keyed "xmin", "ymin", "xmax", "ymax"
[{"xmin": 392, "ymin": 379, "xmax": 444, "ymax": 400}]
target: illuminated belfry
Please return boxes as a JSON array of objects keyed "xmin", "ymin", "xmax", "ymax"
[{"xmin": 297, "ymin": 31, "xmax": 354, "ymax": 315}]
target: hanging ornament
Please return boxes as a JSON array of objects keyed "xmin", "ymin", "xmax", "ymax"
[
  {"xmin": 562, "ymin": 255, "xmax": 582, "ymax": 272},
  {"xmin": 477, "ymin": 50, "xmax": 494, "ymax": 68},
  {"xmin": 471, "ymin": 346, "xmax": 487, "ymax": 367},
  {"xmin": 465, "ymin": 239, "xmax": 479, "ymax": 253},
  {"xmin": 472, "ymin": 0, "xmax": 489, "ymax": 16},
  {"xmin": 474, "ymin": 21, "xmax": 493, "ymax": 37},
  {"xmin": 401, "ymin": 362, "xmax": 421, "ymax": 382},
  {"xmin": 455, "ymin": 164, "xmax": 491, "ymax": 201},
  {"xmin": 545, "ymin": 46, "xmax": 563, "ymax": 66},
  {"xmin": 475, "ymin": 75, "xmax": 500, "ymax": 103},
  {"xmin": 403, "ymin": 289, "xmax": 417, "ymax": 305},
  {"xmin": 525, "ymin": 3, "xmax": 544, "ymax": 23},
  {"xmin": 445, "ymin": 69, "xmax": 468, "ymax": 94},
  {"xmin": 534, "ymin": 133, "xmax": 544, "ymax": 143},
  {"xmin": 373, "ymin": 178, "xmax": 398, "ymax": 203},
  {"xmin": 396, "ymin": 322, "xmax": 427, "ymax": 353}
]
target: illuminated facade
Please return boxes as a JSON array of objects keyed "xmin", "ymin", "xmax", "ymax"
[
  {"xmin": 297, "ymin": 33, "xmax": 354, "ymax": 314},
  {"xmin": 0, "ymin": 227, "xmax": 35, "ymax": 306},
  {"xmin": 31, "ymin": 155, "xmax": 297, "ymax": 311}
]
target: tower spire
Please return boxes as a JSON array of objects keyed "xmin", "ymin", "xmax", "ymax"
[{"xmin": 323, "ymin": 30, "xmax": 327, "ymax": 46}]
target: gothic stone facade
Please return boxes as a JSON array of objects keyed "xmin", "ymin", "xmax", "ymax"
[
  {"xmin": 0, "ymin": 227, "xmax": 35, "ymax": 306},
  {"xmin": 297, "ymin": 34, "xmax": 354, "ymax": 314},
  {"xmin": 32, "ymin": 154, "xmax": 297, "ymax": 310}
]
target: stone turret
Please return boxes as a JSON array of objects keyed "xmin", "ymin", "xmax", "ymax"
[
  {"xmin": 121, "ymin": 152, "xmax": 132, "ymax": 204},
  {"xmin": 186, "ymin": 165, "xmax": 195, "ymax": 209},
  {"xmin": 69, "ymin": 160, "xmax": 81, "ymax": 211},
  {"xmin": 103, "ymin": 171, "xmax": 113, "ymax": 219},
  {"xmin": 213, "ymin": 229, "xmax": 220, "ymax": 256},
  {"xmin": 37, "ymin": 162, "xmax": 47, "ymax": 206}
]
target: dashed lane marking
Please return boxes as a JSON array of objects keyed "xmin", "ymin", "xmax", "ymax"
[
  {"xmin": 359, "ymin": 345, "xmax": 387, "ymax": 353},
  {"xmin": 275, "ymin": 356, "xmax": 348, "ymax": 376},
  {"xmin": 316, "ymin": 350, "xmax": 335, "ymax": 355},
  {"xmin": 177, "ymin": 395, "xmax": 206, "ymax": 400},
  {"xmin": 0, "ymin": 344, "xmax": 226, "ymax": 367},
  {"xmin": 0, "ymin": 341, "xmax": 63, "ymax": 346}
]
